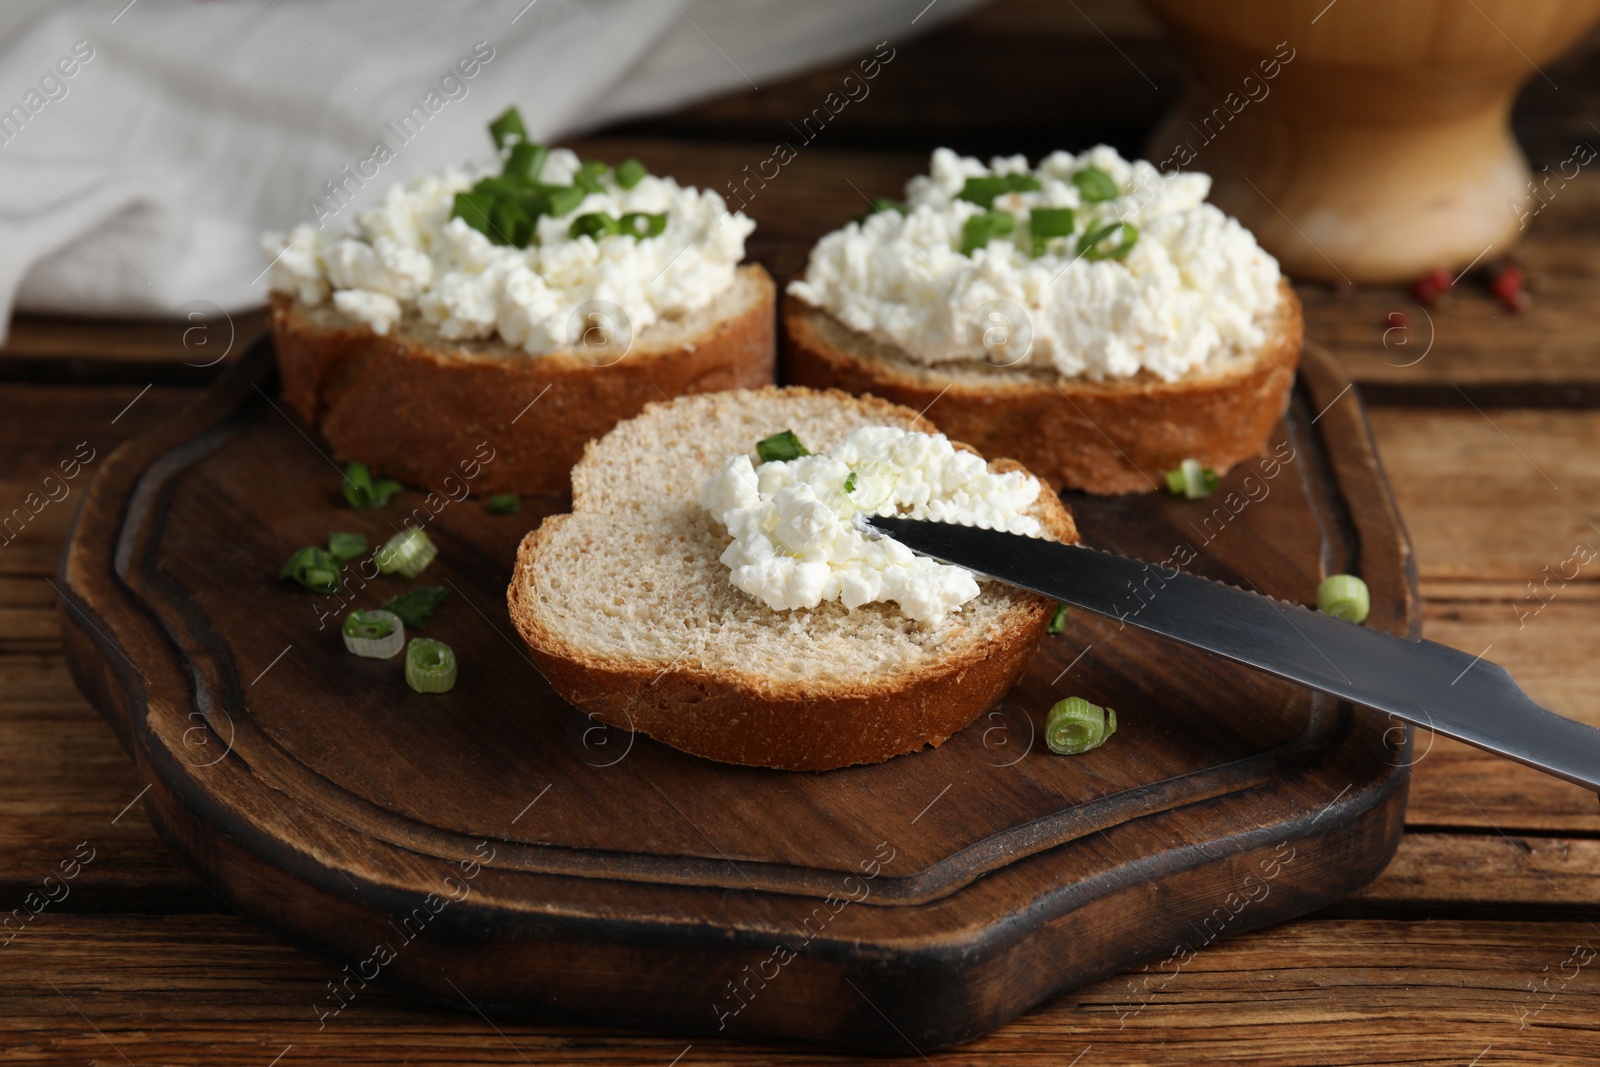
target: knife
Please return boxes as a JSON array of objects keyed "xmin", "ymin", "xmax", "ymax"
[{"xmin": 862, "ymin": 514, "xmax": 1600, "ymax": 794}]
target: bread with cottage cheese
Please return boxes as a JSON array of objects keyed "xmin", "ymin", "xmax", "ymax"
[
  {"xmin": 506, "ymin": 386, "xmax": 1078, "ymax": 771},
  {"xmin": 270, "ymin": 263, "xmax": 775, "ymax": 497},
  {"xmin": 783, "ymin": 277, "xmax": 1301, "ymax": 496}
]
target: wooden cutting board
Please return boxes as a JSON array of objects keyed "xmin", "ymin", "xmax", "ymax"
[{"xmin": 57, "ymin": 335, "xmax": 1415, "ymax": 1053}]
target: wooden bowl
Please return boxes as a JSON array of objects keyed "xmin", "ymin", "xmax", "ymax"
[{"xmin": 1143, "ymin": 0, "xmax": 1600, "ymax": 283}]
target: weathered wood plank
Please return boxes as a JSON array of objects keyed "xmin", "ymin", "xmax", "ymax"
[
  {"xmin": 1346, "ymin": 832, "xmax": 1600, "ymax": 918},
  {"xmin": 0, "ymin": 652, "xmax": 216, "ymax": 910},
  {"xmin": 1407, "ymin": 600, "xmax": 1600, "ymax": 834},
  {"xmin": 3, "ymin": 915, "xmax": 1597, "ymax": 1064},
  {"xmin": 0, "ymin": 385, "xmax": 196, "ymax": 575},
  {"xmin": 0, "ymin": 311, "xmax": 266, "ymax": 367},
  {"xmin": 1369, "ymin": 407, "xmax": 1600, "ymax": 583}
]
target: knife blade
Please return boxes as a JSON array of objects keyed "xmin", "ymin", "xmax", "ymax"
[{"xmin": 862, "ymin": 514, "xmax": 1600, "ymax": 794}]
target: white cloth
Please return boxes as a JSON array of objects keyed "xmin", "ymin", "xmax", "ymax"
[{"xmin": 0, "ymin": 0, "xmax": 980, "ymax": 340}]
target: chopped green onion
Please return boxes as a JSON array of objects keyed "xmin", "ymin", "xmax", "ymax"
[
  {"xmin": 621, "ymin": 212, "xmax": 667, "ymax": 237},
  {"xmin": 574, "ymin": 160, "xmax": 610, "ymax": 193},
  {"xmin": 451, "ymin": 191, "xmax": 496, "ymax": 236},
  {"xmin": 380, "ymin": 586, "xmax": 450, "ymax": 628},
  {"xmin": 491, "ymin": 197, "xmax": 534, "ymax": 247},
  {"xmin": 343, "ymin": 609, "xmax": 394, "ymax": 640},
  {"xmin": 1072, "ymin": 166, "xmax": 1120, "ymax": 202},
  {"xmin": 568, "ymin": 212, "xmax": 615, "ymax": 240},
  {"xmin": 279, "ymin": 545, "xmax": 341, "ymax": 593},
  {"xmin": 1027, "ymin": 206, "xmax": 1076, "ymax": 257},
  {"xmin": 1046, "ymin": 696, "xmax": 1117, "ymax": 755},
  {"xmin": 327, "ymin": 532, "xmax": 367, "ymax": 563},
  {"xmin": 1029, "ymin": 207, "xmax": 1077, "ymax": 236},
  {"xmin": 1048, "ymin": 603, "xmax": 1069, "ymax": 635},
  {"xmin": 448, "ymin": 111, "xmax": 621, "ymax": 245},
  {"xmin": 376, "ymin": 528, "xmax": 437, "ymax": 579},
  {"xmin": 546, "ymin": 184, "xmax": 586, "ymax": 216},
  {"xmin": 843, "ymin": 461, "xmax": 897, "ymax": 509},
  {"xmin": 502, "ymin": 141, "xmax": 547, "ymax": 182},
  {"xmin": 471, "ymin": 176, "xmax": 525, "ymax": 199},
  {"xmin": 957, "ymin": 177, "xmax": 1007, "ymax": 209},
  {"xmin": 755, "ymin": 429, "xmax": 810, "ymax": 463},
  {"xmin": 1164, "ymin": 458, "xmax": 1219, "ymax": 499},
  {"xmin": 569, "ymin": 211, "xmax": 666, "ymax": 240},
  {"xmin": 342, "ymin": 461, "xmax": 402, "ymax": 509},
  {"xmin": 488, "ymin": 106, "xmax": 527, "ymax": 150},
  {"xmin": 960, "ymin": 210, "xmax": 1016, "ymax": 256},
  {"xmin": 1317, "ymin": 574, "xmax": 1371, "ymax": 624},
  {"xmin": 957, "ymin": 173, "xmax": 1041, "ymax": 209},
  {"xmin": 1077, "ymin": 221, "xmax": 1138, "ymax": 261},
  {"xmin": 405, "ymin": 638, "xmax": 458, "ymax": 694},
  {"xmin": 487, "ymin": 493, "xmax": 520, "ymax": 515},
  {"xmin": 615, "ymin": 157, "xmax": 648, "ymax": 189},
  {"xmin": 342, "ymin": 609, "xmax": 404, "ymax": 659}
]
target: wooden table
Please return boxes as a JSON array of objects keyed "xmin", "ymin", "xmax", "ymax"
[{"xmin": 6, "ymin": 4, "xmax": 1600, "ymax": 1063}]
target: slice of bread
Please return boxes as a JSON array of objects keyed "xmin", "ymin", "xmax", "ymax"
[
  {"xmin": 783, "ymin": 279, "xmax": 1302, "ymax": 495},
  {"xmin": 270, "ymin": 263, "xmax": 776, "ymax": 496},
  {"xmin": 506, "ymin": 386, "xmax": 1079, "ymax": 771}
]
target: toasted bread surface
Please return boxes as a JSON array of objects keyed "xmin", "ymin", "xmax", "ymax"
[
  {"xmin": 506, "ymin": 386, "xmax": 1078, "ymax": 771},
  {"xmin": 782, "ymin": 279, "xmax": 1302, "ymax": 494},
  {"xmin": 270, "ymin": 263, "xmax": 776, "ymax": 496}
]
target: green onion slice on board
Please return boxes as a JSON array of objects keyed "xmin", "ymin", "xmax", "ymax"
[
  {"xmin": 327, "ymin": 532, "xmax": 367, "ymax": 563},
  {"xmin": 342, "ymin": 461, "xmax": 403, "ymax": 509},
  {"xmin": 375, "ymin": 528, "xmax": 437, "ymax": 579},
  {"xmin": 380, "ymin": 587, "xmax": 450, "ymax": 628},
  {"xmin": 405, "ymin": 638, "xmax": 458, "ymax": 693},
  {"xmin": 1046, "ymin": 696, "xmax": 1117, "ymax": 755},
  {"xmin": 1164, "ymin": 458, "xmax": 1219, "ymax": 499},
  {"xmin": 279, "ymin": 546, "xmax": 341, "ymax": 593},
  {"xmin": 342, "ymin": 609, "xmax": 404, "ymax": 659}
]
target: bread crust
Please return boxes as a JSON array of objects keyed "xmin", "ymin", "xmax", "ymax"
[
  {"xmin": 270, "ymin": 264, "xmax": 777, "ymax": 496},
  {"xmin": 506, "ymin": 387, "xmax": 1080, "ymax": 772},
  {"xmin": 782, "ymin": 280, "xmax": 1303, "ymax": 495}
]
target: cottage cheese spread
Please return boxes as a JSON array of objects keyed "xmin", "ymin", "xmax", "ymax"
[
  {"xmin": 701, "ymin": 426, "xmax": 1043, "ymax": 625},
  {"xmin": 262, "ymin": 149, "xmax": 754, "ymax": 355},
  {"xmin": 787, "ymin": 146, "xmax": 1281, "ymax": 382}
]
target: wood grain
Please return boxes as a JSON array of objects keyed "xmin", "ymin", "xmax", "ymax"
[
  {"xmin": 1372, "ymin": 407, "xmax": 1600, "ymax": 582},
  {"xmin": 1347, "ymin": 832, "xmax": 1600, "ymax": 918},
  {"xmin": 6, "ymin": 915, "xmax": 1598, "ymax": 1065}
]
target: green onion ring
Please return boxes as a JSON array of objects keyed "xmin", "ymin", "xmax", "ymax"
[
  {"xmin": 405, "ymin": 638, "xmax": 458, "ymax": 694},
  {"xmin": 376, "ymin": 528, "xmax": 437, "ymax": 579},
  {"xmin": 1046, "ymin": 697, "xmax": 1117, "ymax": 755},
  {"xmin": 1317, "ymin": 575, "xmax": 1371, "ymax": 624},
  {"xmin": 342, "ymin": 610, "xmax": 404, "ymax": 659},
  {"xmin": 279, "ymin": 545, "xmax": 341, "ymax": 593},
  {"xmin": 1164, "ymin": 458, "xmax": 1219, "ymax": 499}
]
